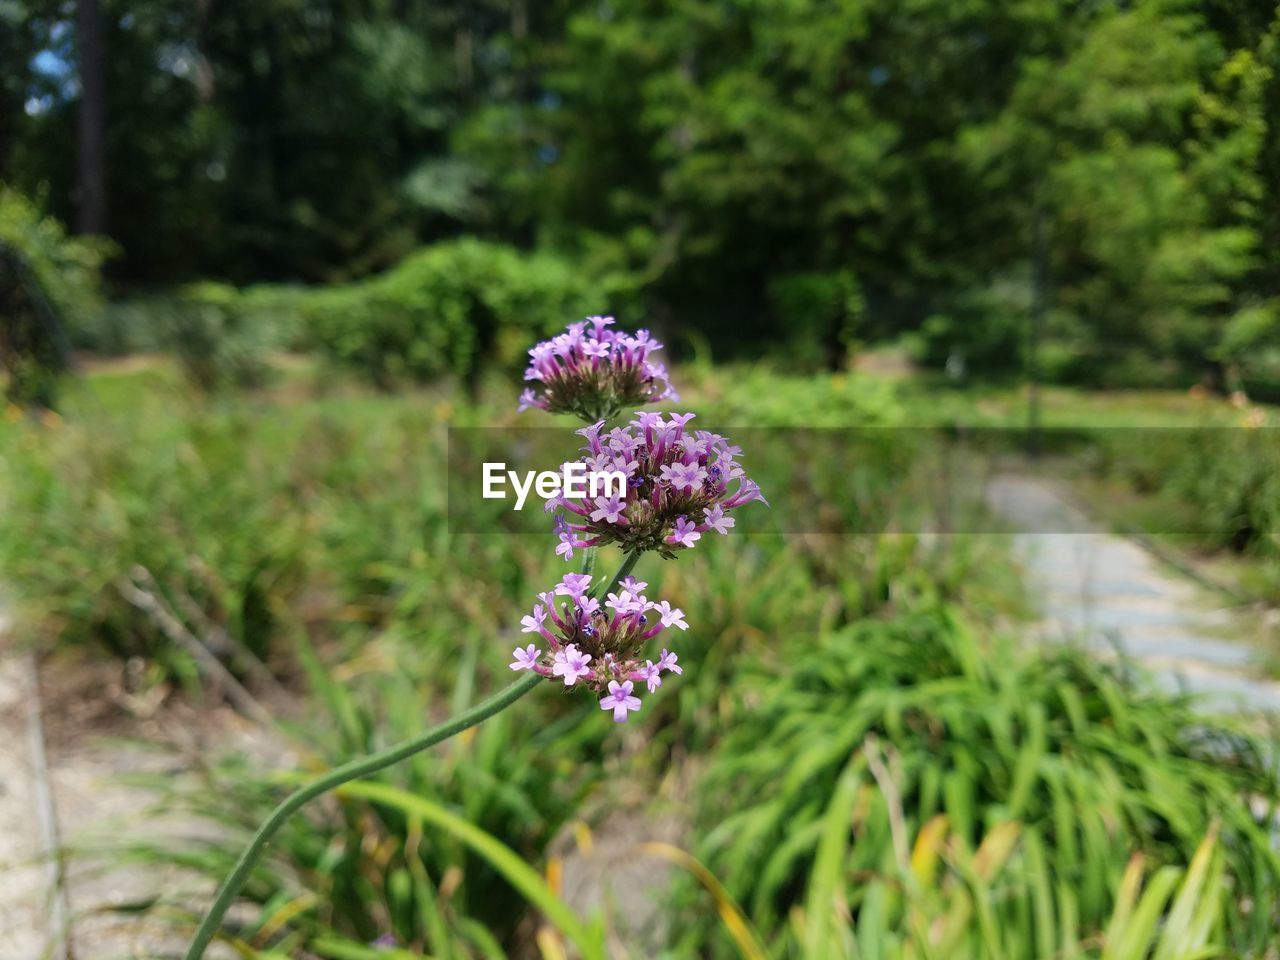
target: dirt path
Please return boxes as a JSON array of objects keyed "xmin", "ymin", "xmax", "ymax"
[
  {"xmin": 987, "ymin": 472, "xmax": 1280, "ymax": 713},
  {"xmin": 0, "ymin": 624, "xmax": 66, "ymax": 960},
  {"xmin": 0, "ymin": 598, "xmax": 273, "ymax": 959}
]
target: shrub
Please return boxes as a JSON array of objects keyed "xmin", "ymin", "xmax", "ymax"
[
  {"xmin": 302, "ymin": 239, "xmax": 599, "ymax": 389},
  {"xmin": 0, "ymin": 187, "xmax": 109, "ymax": 404},
  {"xmin": 908, "ymin": 275, "xmax": 1030, "ymax": 380},
  {"xmin": 765, "ymin": 270, "xmax": 863, "ymax": 371},
  {"xmin": 80, "ymin": 284, "xmax": 303, "ymax": 389},
  {"xmin": 168, "ymin": 282, "xmax": 281, "ymax": 392},
  {"xmin": 0, "ymin": 187, "xmax": 108, "ymax": 332}
]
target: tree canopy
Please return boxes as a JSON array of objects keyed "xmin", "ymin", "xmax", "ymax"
[{"xmin": 4, "ymin": 0, "xmax": 1279, "ymax": 381}]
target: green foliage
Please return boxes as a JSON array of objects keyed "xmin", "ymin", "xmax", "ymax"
[
  {"xmin": 1083, "ymin": 424, "xmax": 1280, "ymax": 601},
  {"xmin": 958, "ymin": 0, "xmax": 1271, "ymax": 384},
  {"xmin": 302, "ymin": 240, "xmax": 597, "ymax": 389},
  {"xmin": 9, "ymin": 1, "xmax": 1280, "ymax": 378},
  {"xmin": 765, "ymin": 272, "xmax": 863, "ymax": 371},
  {"xmin": 0, "ymin": 187, "xmax": 108, "ymax": 405},
  {"xmin": 0, "ymin": 186, "xmax": 107, "ymax": 326},
  {"xmin": 6, "ymin": 367, "xmax": 1280, "ymax": 958},
  {"xmin": 165, "ymin": 282, "xmax": 281, "ymax": 392},
  {"xmin": 685, "ymin": 365, "xmax": 903, "ymax": 427},
  {"xmin": 909, "ymin": 274, "xmax": 1032, "ymax": 379},
  {"xmin": 675, "ymin": 806, "xmax": 1233, "ymax": 959},
  {"xmin": 0, "ymin": 386, "xmax": 459, "ymax": 683},
  {"xmin": 677, "ymin": 611, "xmax": 1280, "ymax": 958},
  {"xmin": 120, "ymin": 640, "xmax": 608, "ymax": 956},
  {"xmin": 0, "ymin": 403, "xmax": 311, "ymax": 681}
]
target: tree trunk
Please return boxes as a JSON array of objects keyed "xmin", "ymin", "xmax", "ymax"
[{"xmin": 76, "ymin": 0, "xmax": 108, "ymax": 235}]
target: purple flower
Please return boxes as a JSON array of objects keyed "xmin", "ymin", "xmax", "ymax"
[
  {"xmin": 556, "ymin": 573, "xmax": 593, "ymax": 598},
  {"xmin": 600, "ymin": 680, "xmax": 642, "ymax": 722},
  {"xmin": 555, "ymin": 532, "xmax": 577, "ymax": 560},
  {"xmin": 653, "ymin": 601, "xmax": 688, "ymax": 630},
  {"xmin": 660, "ymin": 461, "xmax": 708, "ymax": 495},
  {"xmin": 666, "ymin": 517, "xmax": 701, "ymax": 548},
  {"xmin": 725, "ymin": 479, "xmax": 769, "ymax": 508},
  {"xmin": 589, "ymin": 496, "xmax": 628, "ymax": 525},
  {"xmin": 635, "ymin": 660, "xmax": 662, "ymax": 693},
  {"xmin": 509, "ymin": 644, "xmax": 541, "ymax": 671},
  {"xmin": 703, "ymin": 504, "xmax": 736, "ymax": 535},
  {"xmin": 520, "ymin": 606, "xmax": 547, "ymax": 633},
  {"xmin": 517, "ymin": 388, "xmax": 546, "ymax": 413},
  {"xmin": 605, "ymin": 590, "xmax": 645, "ymax": 615},
  {"xmin": 509, "ymin": 578, "xmax": 691, "ymax": 712},
  {"xmin": 517, "ymin": 317, "xmax": 678, "ymax": 421},
  {"xmin": 548, "ymin": 412, "xmax": 764, "ymax": 559},
  {"xmin": 371, "ymin": 934, "xmax": 397, "ymax": 949},
  {"xmin": 553, "ymin": 644, "xmax": 593, "ymax": 686}
]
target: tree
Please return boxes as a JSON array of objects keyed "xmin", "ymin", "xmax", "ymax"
[{"xmin": 75, "ymin": 0, "xmax": 107, "ymax": 234}]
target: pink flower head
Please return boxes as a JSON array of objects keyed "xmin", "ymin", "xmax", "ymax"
[
  {"xmin": 600, "ymin": 680, "xmax": 642, "ymax": 722},
  {"xmin": 548, "ymin": 413, "xmax": 763, "ymax": 559},
  {"xmin": 509, "ymin": 576, "xmax": 691, "ymax": 715},
  {"xmin": 518, "ymin": 318, "xmax": 678, "ymax": 421}
]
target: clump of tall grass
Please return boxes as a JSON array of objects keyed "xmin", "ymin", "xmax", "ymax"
[
  {"xmin": 0, "ymin": 388, "xmax": 552, "ymax": 690},
  {"xmin": 675, "ymin": 609, "xmax": 1280, "ymax": 958}
]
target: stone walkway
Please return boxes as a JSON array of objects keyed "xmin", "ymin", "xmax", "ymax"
[
  {"xmin": 0, "ymin": 603, "xmax": 253, "ymax": 960},
  {"xmin": 0, "ymin": 617, "xmax": 66, "ymax": 960},
  {"xmin": 987, "ymin": 472, "xmax": 1280, "ymax": 714}
]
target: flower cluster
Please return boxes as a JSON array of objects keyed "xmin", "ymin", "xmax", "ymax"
[
  {"xmin": 547, "ymin": 412, "xmax": 766, "ymax": 560},
  {"xmin": 509, "ymin": 573, "xmax": 686, "ymax": 721},
  {"xmin": 517, "ymin": 316, "xmax": 678, "ymax": 422}
]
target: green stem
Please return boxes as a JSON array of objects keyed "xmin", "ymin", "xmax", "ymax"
[
  {"xmin": 183, "ymin": 670, "xmax": 542, "ymax": 960},
  {"xmin": 594, "ymin": 550, "xmax": 641, "ymax": 600}
]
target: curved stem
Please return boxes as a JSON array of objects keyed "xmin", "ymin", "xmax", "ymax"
[
  {"xmin": 185, "ymin": 556, "xmax": 640, "ymax": 958},
  {"xmin": 183, "ymin": 670, "xmax": 542, "ymax": 960}
]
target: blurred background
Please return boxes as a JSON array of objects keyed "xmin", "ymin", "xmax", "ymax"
[
  {"xmin": 4, "ymin": 2, "xmax": 1280, "ymax": 959},
  {"xmin": 3, "ymin": 0, "xmax": 1280, "ymax": 390}
]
